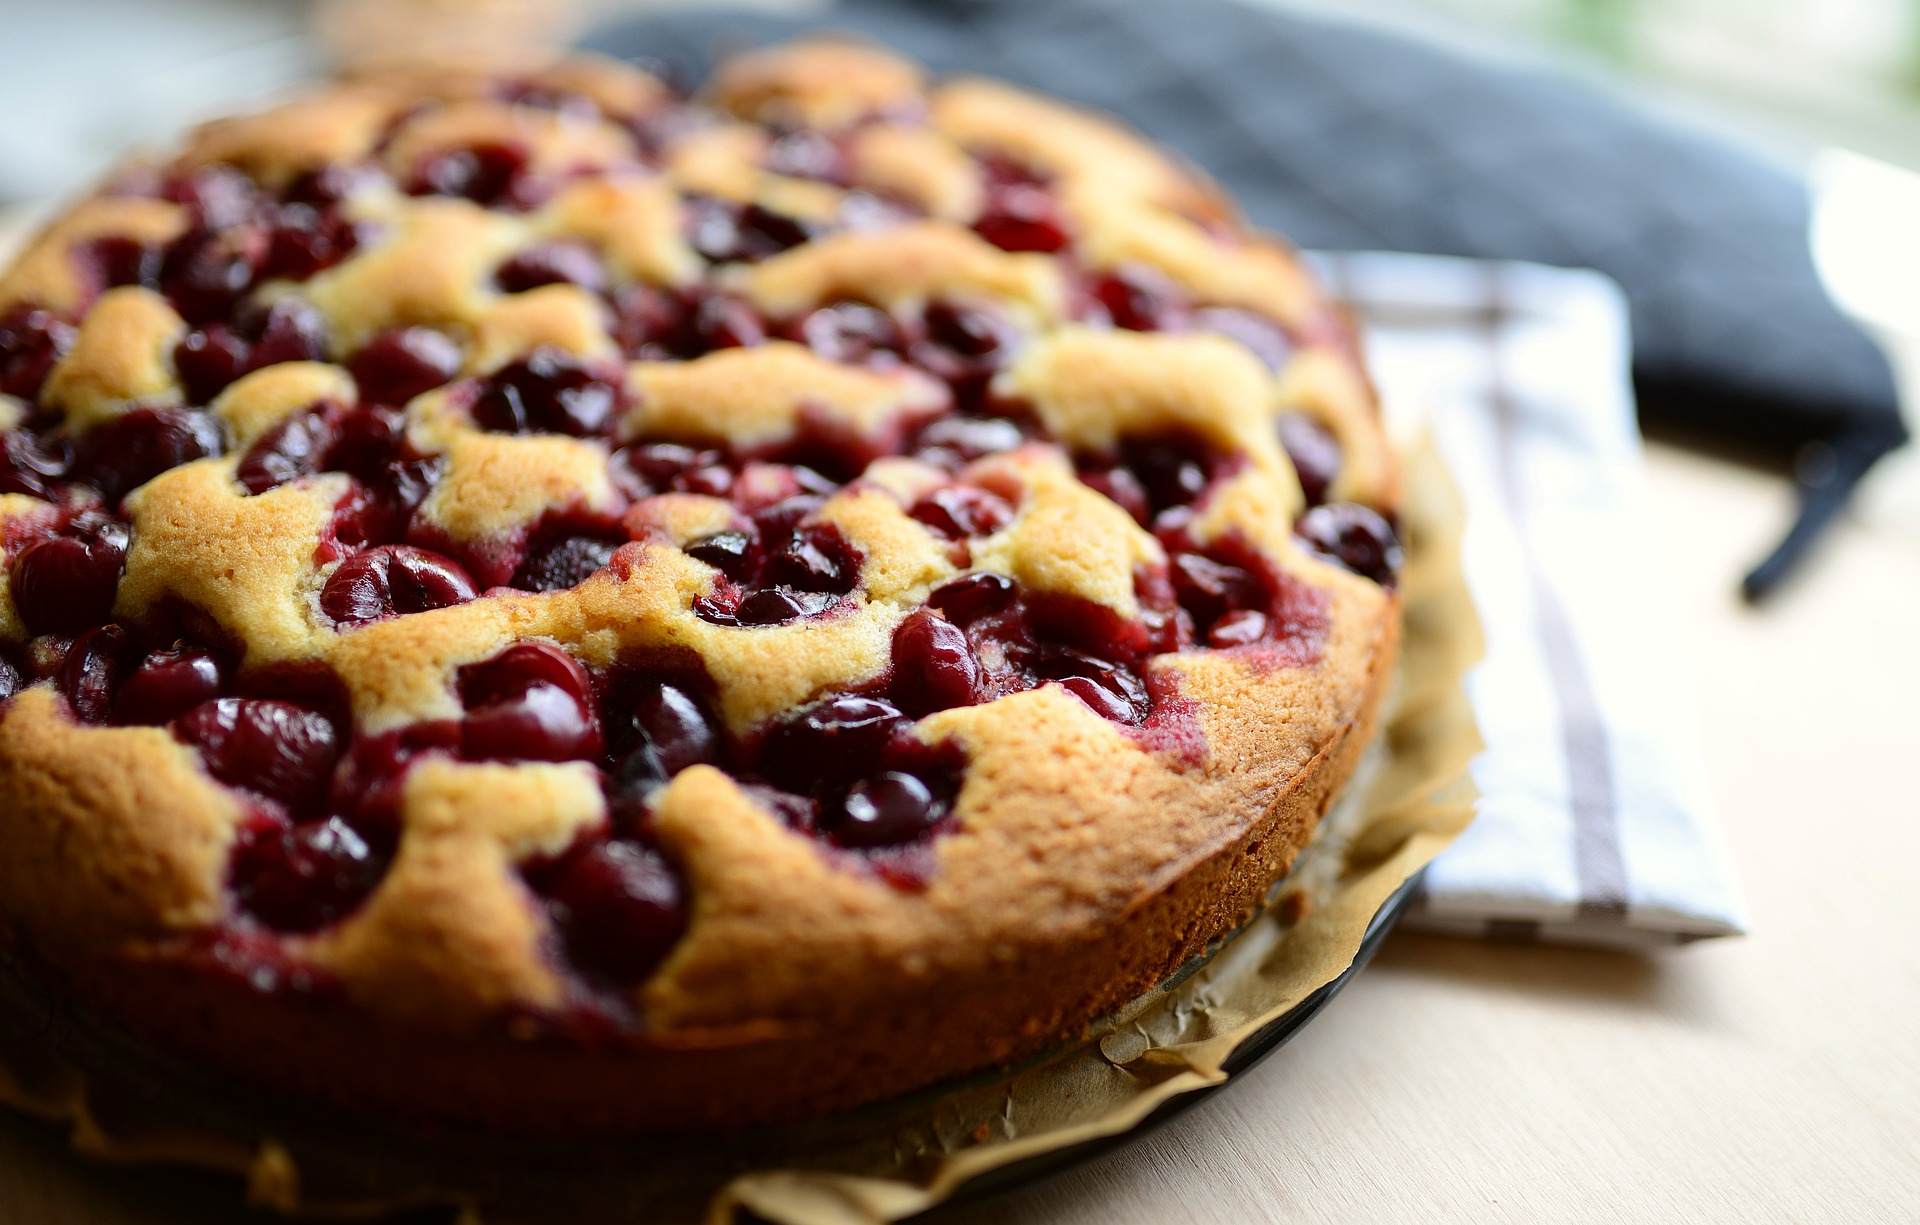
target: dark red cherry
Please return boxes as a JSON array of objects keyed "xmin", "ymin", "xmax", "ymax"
[
  {"xmin": 827, "ymin": 771, "xmax": 945, "ymax": 848},
  {"xmin": 237, "ymin": 405, "xmax": 334, "ymax": 494},
  {"xmin": 77, "ymin": 407, "xmax": 223, "ymax": 502},
  {"xmin": 472, "ymin": 351, "xmax": 620, "ymax": 436},
  {"xmin": 0, "ymin": 431, "xmax": 70, "ymax": 500},
  {"xmin": 974, "ymin": 182, "xmax": 1069, "ymax": 253},
  {"xmin": 1207, "ymin": 608, "xmax": 1270, "ymax": 648},
  {"xmin": 675, "ymin": 532, "xmax": 749, "ymax": 584},
  {"xmin": 611, "ymin": 683, "xmax": 721, "ymax": 797},
  {"xmin": 912, "ymin": 302, "xmax": 1020, "ymax": 402},
  {"xmin": 459, "ymin": 642, "xmax": 601, "ymax": 762},
  {"xmin": 57, "ymin": 624, "xmax": 128, "ymax": 724},
  {"xmin": 795, "ymin": 301, "xmax": 901, "ymax": 365},
  {"xmin": 1122, "ymin": 437, "xmax": 1213, "ymax": 517},
  {"xmin": 158, "ymin": 226, "xmax": 265, "ymax": 325},
  {"xmin": 689, "ymin": 292, "xmax": 767, "ymax": 352},
  {"xmin": 495, "ymin": 240, "xmax": 606, "ymax": 293},
  {"xmin": 114, "ymin": 644, "xmax": 223, "ymax": 725},
  {"xmin": 11, "ymin": 530, "xmax": 126, "ymax": 635},
  {"xmin": 229, "ymin": 814, "xmax": 385, "ymax": 932},
  {"xmin": 927, "ymin": 299, "xmax": 1016, "ymax": 357},
  {"xmin": 610, "ymin": 283, "xmax": 685, "ymax": 358},
  {"xmin": 174, "ymin": 325, "xmax": 251, "ymax": 404},
  {"xmin": 890, "ymin": 609, "xmax": 978, "ymax": 716},
  {"xmin": 1170, "ymin": 552, "xmax": 1262, "ymax": 630},
  {"xmin": 908, "ymin": 485, "xmax": 1013, "ymax": 540},
  {"xmin": 347, "ymin": 328, "xmax": 463, "ymax": 407},
  {"xmin": 1296, "ymin": 502, "xmax": 1402, "ymax": 586},
  {"xmin": 1080, "ymin": 465, "xmax": 1150, "ymax": 526},
  {"xmin": 173, "ymin": 698, "xmax": 342, "ymax": 812},
  {"xmin": 321, "ymin": 544, "xmax": 477, "ymax": 625},
  {"xmin": 0, "ymin": 307, "xmax": 77, "ymax": 401},
  {"xmin": 761, "ymin": 522, "xmax": 860, "ymax": 594},
  {"xmin": 84, "ymin": 235, "xmax": 161, "ymax": 292},
  {"xmin": 511, "ymin": 533, "xmax": 619, "ymax": 591},
  {"xmin": 615, "ymin": 442, "xmax": 722, "ymax": 494},
  {"xmin": 538, "ymin": 839, "xmax": 686, "ymax": 985},
  {"xmin": 760, "ymin": 694, "xmax": 906, "ymax": 788},
  {"xmin": 911, "ymin": 415, "xmax": 1025, "ymax": 469},
  {"xmin": 927, "ymin": 571, "xmax": 1016, "ymax": 625},
  {"xmin": 685, "ymin": 197, "xmax": 810, "ymax": 264},
  {"xmin": 1195, "ymin": 306, "xmax": 1293, "ymax": 372},
  {"xmin": 1089, "ymin": 267, "xmax": 1189, "ymax": 332},
  {"xmin": 1276, "ymin": 412, "xmax": 1341, "ymax": 507},
  {"xmin": 244, "ymin": 298, "xmax": 327, "ymax": 370},
  {"xmin": 730, "ymin": 586, "xmax": 838, "ymax": 626},
  {"xmin": 163, "ymin": 164, "xmax": 260, "ymax": 229},
  {"xmin": 409, "ymin": 142, "xmax": 533, "ymax": 208},
  {"xmin": 260, "ymin": 201, "xmax": 358, "ymax": 283},
  {"xmin": 1056, "ymin": 674, "xmax": 1135, "ymax": 722}
]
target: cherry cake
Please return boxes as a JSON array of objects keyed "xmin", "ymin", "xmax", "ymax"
[{"xmin": 0, "ymin": 40, "xmax": 1402, "ymax": 1134}]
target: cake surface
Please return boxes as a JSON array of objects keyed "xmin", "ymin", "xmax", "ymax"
[{"xmin": 0, "ymin": 39, "xmax": 1402, "ymax": 1134}]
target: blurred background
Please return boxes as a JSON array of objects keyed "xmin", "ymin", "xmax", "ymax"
[{"xmin": 12, "ymin": 0, "xmax": 1920, "ymax": 205}]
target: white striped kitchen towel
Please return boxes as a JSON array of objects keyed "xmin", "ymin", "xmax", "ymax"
[{"xmin": 1313, "ymin": 251, "xmax": 1750, "ymax": 949}]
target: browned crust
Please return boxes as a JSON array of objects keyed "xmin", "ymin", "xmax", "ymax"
[{"xmin": 55, "ymin": 599, "xmax": 1396, "ymax": 1133}]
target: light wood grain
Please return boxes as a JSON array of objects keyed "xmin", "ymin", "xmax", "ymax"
[{"xmin": 1, "ymin": 443, "xmax": 1915, "ymax": 1222}]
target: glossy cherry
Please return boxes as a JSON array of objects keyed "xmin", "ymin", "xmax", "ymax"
[
  {"xmin": 10, "ymin": 529, "xmax": 127, "ymax": 635},
  {"xmin": 321, "ymin": 544, "xmax": 478, "ymax": 624},
  {"xmin": 495, "ymin": 240, "xmax": 606, "ymax": 293},
  {"xmin": 158, "ymin": 225, "xmax": 264, "ymax": 324},
  {"xmin": 57, "ymin": 624, "xmax": 128, "ymax": 724},
  {"xmin": 76, "ymin": 407, "xmax": 223, "ymax": 502},
  {"xmin": 0, "ymin": 430, "xmax": 72, "ymax": 500},
  {"xmin": 536, "ymin": 838, "xmax": 686, "ymax": 985},
  {"xmin": 472, "ymin": 351, "xmax": 620, "ymax": 436},
  {"xmin": 908, "ymin": 485, "xmax": 1013, "ymax": 540},
  {"xmin": 683, "ymin": 530, "xmax": 757, "ymax": 581},
  {"xmin": 0, "ymin": 307, "xmax": 75, "ymax": 400},
  {"xmin": 237, "ymin": 405, "xmax": 334, "ymax": 493},
  {"xmin": 459, "ymin": 641, "xmax": 601, "ymax": 762},
  {"xmin": 890, "ymin": 608, "xmax": 979, "ymax": 716},
  {"xmin": 760, "ymin": 522, "xmax": 860, "ymax": 594},
  {"xmin": 409, "ymin": 143, "xmax": 535, "ymax": 208},
  {"xmin": 609, "ymin": 682, "xmax": 721, "ymax": 797},
  {"xmin": 759, "ymin": 694, "xmax": 906, "ymax": 789},
  {"xmin": 173, "ymin": 325, "xmax": 250, "ymax": 403},
  {"xmin": 974, "ymin": 181, "xmax": 1069, "ymax": 254},
  {"xmin": 1296, "ymin": 502, "xmax": 1402, "ymax": 586},
  {"xmin": 1275, "ymin": 412, "xmax": 1341, "ymax": 507},
  {"xmin": 229, "ymin": 814, "xmax": 386, "ymax": 932},
  {"xmin": 114, "ymin": 643, "xmax": 224, "ymax": 725},
  {"xmin": 347, "ymin": 328, "xmax": 463, "ymax": 407},
  {"xmin": 927, "ymin": 571, "xmax": 1016, "ymax": 624},
  {"xmin": 173, "ymin": 697, "xmax": 343, "ymax": 813},
  {"xmin": 685, "ymin": 197, "xmax": 810, "ymax": 264},
  {"xmin": 259, "ymin": 201, "xmax": 358, "ymax": 282},
  {"xmin": 793, "ymin": 301, "xmax": 902, "ymax": 365},
  {"xmin": 826, "ymin": 771, "xmax": 946, "ymax": 848}
]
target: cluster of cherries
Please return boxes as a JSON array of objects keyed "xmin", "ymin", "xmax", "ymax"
[{"xmin": 0, "ymin": 77, "xmax": 1407, "ymax": 1000}]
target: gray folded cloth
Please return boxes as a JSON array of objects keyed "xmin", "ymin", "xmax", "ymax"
[{"xmin": 1314, "ymin": 250, "xmax": 1750, "ymax": 948}]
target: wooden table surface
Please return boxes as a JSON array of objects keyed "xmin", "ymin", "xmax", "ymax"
[{"xmin": 0, "ymin": 443, "xmax": 1913, "ymax": 1224}]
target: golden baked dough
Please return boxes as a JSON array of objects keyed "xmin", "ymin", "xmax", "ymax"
[{"xmin": 0, "ymin": 37, "xmax": 1403, "ymax": 1134}]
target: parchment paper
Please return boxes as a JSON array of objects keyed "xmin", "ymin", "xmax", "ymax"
[{"xmin": 0, "ymin": 439, "xmax": 1481, "ymax": 1225}]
